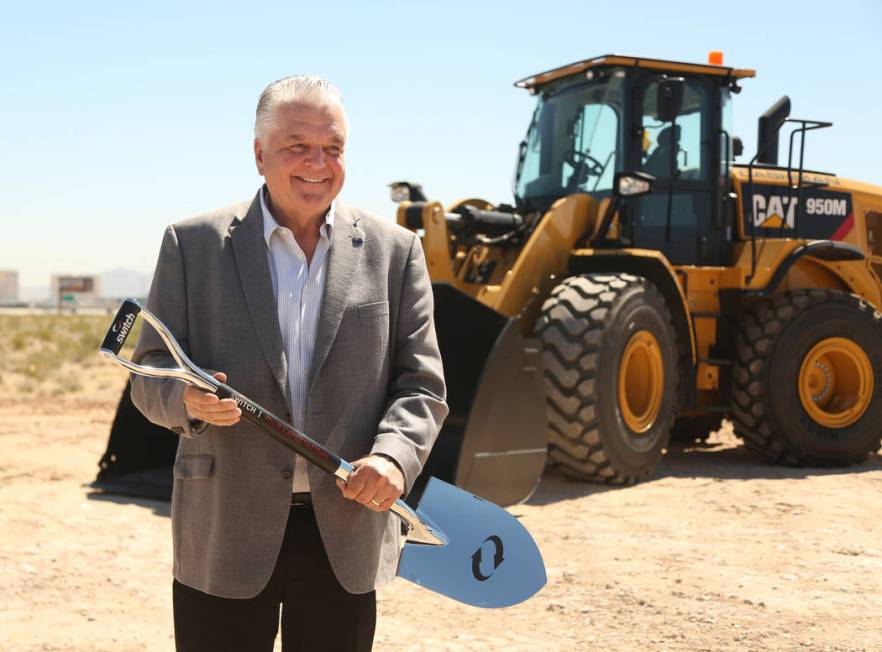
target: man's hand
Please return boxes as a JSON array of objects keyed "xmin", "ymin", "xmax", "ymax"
[
  {"xmin": 336, "ymin": 455, "xmax": 404, "ymax": 512},
  {"xmin": 182, "ymin": 372, "xmax": 242, "ymax": 426}
]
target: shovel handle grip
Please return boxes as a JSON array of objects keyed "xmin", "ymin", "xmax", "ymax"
[
  {"xmin": 100, "ymin": 299, "xmax": 141, "ymax": 356},
  {"xmin": 214, "ymin": 383, "xmax": 343, "ymax": 476}
]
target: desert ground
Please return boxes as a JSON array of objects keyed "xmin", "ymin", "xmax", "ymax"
[{"xmin": 2, "ymin": 313, "xmax": 881, "ymax": 651}]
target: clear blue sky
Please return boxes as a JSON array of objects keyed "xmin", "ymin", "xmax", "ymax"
[{"xmin": 2, "ymin": 0, "xmax": 881, "ymax": 289}]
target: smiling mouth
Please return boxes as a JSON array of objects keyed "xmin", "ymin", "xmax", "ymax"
[{"xmin": 294, "ymin": 176, "xmax": 329, "ymax": 185}]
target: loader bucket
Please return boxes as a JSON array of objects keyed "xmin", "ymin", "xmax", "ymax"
[
  {"xmin": 91, "ymin": 381, "xmax": 176, "ymax": 500},
  {"xmin": 415, "ymin": 283, "xmax": 548, "ymax": 507}
]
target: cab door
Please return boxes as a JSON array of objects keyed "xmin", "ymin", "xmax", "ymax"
[{"xmin": 629, "ymin": 75, "xmax": 721, "ymax": 265}]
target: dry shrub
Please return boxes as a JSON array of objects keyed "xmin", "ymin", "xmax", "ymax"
[{"xmin": 0, "ymin": 313, "xmax": 140, "ymax": 398}]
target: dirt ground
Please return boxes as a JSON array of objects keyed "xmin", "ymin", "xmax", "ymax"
[{"xmin": 2, "ymin": 365, "xmax": 882, "ymax": 651}]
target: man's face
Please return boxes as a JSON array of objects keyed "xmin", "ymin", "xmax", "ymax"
[{"xmin": 254, "ymin": 101, "xmax": 347, "ymax": 225}]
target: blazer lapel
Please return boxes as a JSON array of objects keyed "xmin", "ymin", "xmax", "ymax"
[
  {"xmin": 229, "ymin": 192, "xmax": 289, "ymax": 406},
  {"xmin": 309, "ymin": 204, "xmax": 365, "ymax": 394}
]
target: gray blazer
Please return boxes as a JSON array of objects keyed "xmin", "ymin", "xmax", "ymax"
[{"xmin": 130, "ymin": 191, "xmax": 447, "ymax": 599}]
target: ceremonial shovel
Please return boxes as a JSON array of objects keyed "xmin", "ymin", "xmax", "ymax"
[{"xmin": 99, "ymin": 299, "xmax": 546, "ymax": 608}]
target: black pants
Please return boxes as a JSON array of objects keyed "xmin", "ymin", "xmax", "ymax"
[{"xmin": 173, "ymin": 505, "xmax": 376, "ymax": 652}]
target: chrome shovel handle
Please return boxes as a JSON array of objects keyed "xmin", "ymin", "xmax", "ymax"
[{"xmin": 99, "ymin": 299, "xmax": 217, "ymax": 392}]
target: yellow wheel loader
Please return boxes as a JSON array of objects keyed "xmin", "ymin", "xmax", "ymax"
[{"xmin": 391, "ymin": 54, "xmax": 882, "ymax": 505}]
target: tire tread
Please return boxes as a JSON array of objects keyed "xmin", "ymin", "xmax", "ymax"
[
  {"xmin": 536, "ymin": 273, "xmax": 675, "ymax": 484},
  {"xmin": 730, "ymin": 290, "xmax": 882, "ymax": 465}
]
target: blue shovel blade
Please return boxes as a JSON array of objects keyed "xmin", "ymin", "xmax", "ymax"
[{"xmin": 397, "ymin": 477, "xmax": 546, "ymax": 608}]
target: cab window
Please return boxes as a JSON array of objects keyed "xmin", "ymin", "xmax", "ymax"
[{"xmin": 640, "ymin": 79, "xmax": 710, "ymax": 182}]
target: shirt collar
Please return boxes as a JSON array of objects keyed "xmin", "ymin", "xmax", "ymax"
[{"xmin": 260, "ymin": 186, "xmax": 335, "ymax": 248}]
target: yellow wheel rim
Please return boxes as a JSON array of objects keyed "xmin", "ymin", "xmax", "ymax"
[
  {"xmin": 798, "ymin": 337, "xmax": 874, "ymax": 428},
  {"xmin": 618, "ymin": 330, "xmax": 664, "ymax": 433}
]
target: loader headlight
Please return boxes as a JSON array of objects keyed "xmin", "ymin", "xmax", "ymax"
[
  {"xmin": 389, "ymin": 181, "xmax": 427, "ymax": 203},
  {"xmin": 389, "ymin": 182, "xmax": 411, "ymax": 203},
  {"xmin": 614, "ymin": 171, "xmax": 655, "ymax": 198}
]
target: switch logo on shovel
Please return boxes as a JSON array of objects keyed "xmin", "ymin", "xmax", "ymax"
[{"xmin": 471, "ymin": 535, "xmax": 504, "ymax": 581}]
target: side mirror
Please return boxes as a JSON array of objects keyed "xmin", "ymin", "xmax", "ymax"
[
  {"xmin": 614, "ymin": 171, "xmax": 655, "ymax": 198},
  {"xmin": 732, "ymin": 136, "xmax": 744, "ymax": 158},
  {"xmin": 389, "ymin": 181, "xmax": 427, "ymax": 203},
  {"xmin": 657, "ymin": 77, "xmax": 685, "ymax": 123}
]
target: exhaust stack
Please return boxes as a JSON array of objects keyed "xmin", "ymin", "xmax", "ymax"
[{"xmin": 756, "ymin": 95, "xmax": 791, "ymax": 165}]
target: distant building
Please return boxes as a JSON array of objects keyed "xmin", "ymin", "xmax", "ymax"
[
  {"xmin": 0, "ymin": 270, "xmax": 19, "ymax": 304},
  {"xmin": 50, "ymin": 274, "xmax": 101, "ymax": 308}
]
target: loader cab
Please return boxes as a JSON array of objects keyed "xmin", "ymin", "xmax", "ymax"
[{"xmin": 514, "ymin": 56, "xmax": 750, "ymax": 266}]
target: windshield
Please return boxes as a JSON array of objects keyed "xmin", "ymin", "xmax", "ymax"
[{"xmin": 514, "ymin": 68, "xmax": 625, "ymax": 209}]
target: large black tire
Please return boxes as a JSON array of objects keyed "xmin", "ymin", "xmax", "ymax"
[
  {"xmin": 535, "ymin": 273, "xmax": 678, "ymax": 484},
  {"xmin": 669, "ymin": 414, "xmax": 724, "ymax": 443},
  {"xmin": 731, "ymin": 290, "xmax": 882, "ymax": 465}
]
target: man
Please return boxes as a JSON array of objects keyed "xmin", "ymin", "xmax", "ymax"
[{"xmin": 130, "ymin": 75, "xmax": 447, "ymax": 652}]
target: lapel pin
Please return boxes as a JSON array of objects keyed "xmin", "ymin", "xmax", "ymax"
[{"xmin": 352, "ymin": 236, "xmax": 364, "ymax": 247}]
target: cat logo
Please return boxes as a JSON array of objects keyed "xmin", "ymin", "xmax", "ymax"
[
  {"xmin": 752, "ymin": 194, "xmax": 798, "ymax": 229},
  {"xmin": 743, "ymin": 185, "xmax": 854, "ymax": 240}
]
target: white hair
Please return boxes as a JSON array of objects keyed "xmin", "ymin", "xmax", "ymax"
[{"xmin": 254, "ymin": 75, "xmax": 349, "ymax": 143}]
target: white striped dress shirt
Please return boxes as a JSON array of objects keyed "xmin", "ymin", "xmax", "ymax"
[{"xmin": 260, "ymin": 188, "xmax": 334, "ymax": 493}]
